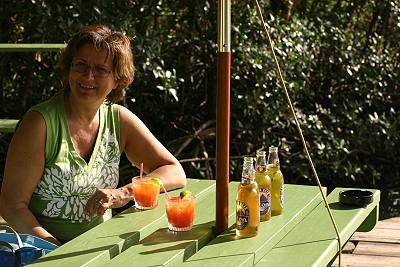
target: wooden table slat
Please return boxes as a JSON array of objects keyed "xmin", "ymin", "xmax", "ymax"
[
  {"xmin": 103, "ymin": 182, "xmax": 239, "ymax": 267},
  {"xmin": 182, "ymin": 184, "xmax": 326, "ymax": 266},
  {"xmin": 254, "ymin": 187, "xmax": 380, "ymax": 267},
  {"xmin": 30, "ymin": 179, "xmax": 216, "ymax": 266}
]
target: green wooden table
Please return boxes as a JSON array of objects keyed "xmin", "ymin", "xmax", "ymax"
[
  {"xmin": 254, "ymin": 187, "xmax": 380, "ymax": 267},
  {"xmin": 30, "ymin": 179, "xmax": 380, "ymax": 266}
]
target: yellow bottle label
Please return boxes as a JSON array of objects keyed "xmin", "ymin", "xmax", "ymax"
[{"xmin": 236, "ymin": 201, "xmax": 250, "ymax": 230}]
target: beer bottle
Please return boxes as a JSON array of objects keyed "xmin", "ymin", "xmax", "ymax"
[
  {"xmin": 255, "ymin": 150, "xmax": 272, "ymax": 221},
  {"xmin": 267, "ymin": 146, "xmax": 284, "ymax": 215},
  {"xmin": 236, "ymin": 157, "xmax": 260, "ymax": 237}
]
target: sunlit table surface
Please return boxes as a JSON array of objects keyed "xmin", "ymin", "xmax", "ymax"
[{"xmin": 30, "ymin": 178, "xmax": 380, "ymax": 266}]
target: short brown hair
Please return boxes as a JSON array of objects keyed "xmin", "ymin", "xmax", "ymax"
[{"xmin": 60, "ymin": 24, "xmax": 135, "ymax": 104}]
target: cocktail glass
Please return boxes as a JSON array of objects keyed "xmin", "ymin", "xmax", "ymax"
[
  {"xmin": 165, "ymin": 195, "xmax": 196, "ymax": 231},
  {"xmin": 131, "ymin": 176, "xmax": 161, "ymax": 210}
]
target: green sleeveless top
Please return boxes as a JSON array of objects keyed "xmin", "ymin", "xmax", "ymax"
[{"xmin": 28, "ymin": 92, "xmax": 121, "ymax": 242}]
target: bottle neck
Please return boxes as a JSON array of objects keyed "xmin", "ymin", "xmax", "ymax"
[
  {"xmin": 255, "ymin": 155, "xmax": 267, "ymax": 173},
  {"xmin": 267, "ymin": 152, "xmax": 280, "ymax": 167},
  {"xmin": 242, "ymin": 159, "xmax": 255, "ymax": 184}
]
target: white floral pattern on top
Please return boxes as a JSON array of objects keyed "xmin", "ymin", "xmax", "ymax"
[{"xmin": 34, "ymin": 129, "xmax": 120, "ymax": 223}]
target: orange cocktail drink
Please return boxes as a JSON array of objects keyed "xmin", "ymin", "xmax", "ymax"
[
  {"xmin": 132, "ymin": 177, "xmax": 161, "ymax": 210},
  {"xmin": 165, "ymin": 195, "xmax": 196, "ymax": 231}
]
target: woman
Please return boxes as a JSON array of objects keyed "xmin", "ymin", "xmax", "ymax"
[{"xmin": 0, "ymin": 24, "xmax": 186, "ymax": 245}]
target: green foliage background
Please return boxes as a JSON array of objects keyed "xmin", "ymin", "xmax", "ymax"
[{"xmin": 1, "ymin": 0, "xmax": 399, "ymax": 218}]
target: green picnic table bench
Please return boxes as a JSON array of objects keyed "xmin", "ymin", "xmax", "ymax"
[
  {"xmin": 30, "ymin": 178, "xmax": 380, "ymax": 266},
  {"xmin": 0, "ymin": 43, "xmax": 65, "ymax": 133},
  {"xmin": 0, "ymin": 43, "xmax": 65, "ymax": 52},
  {"xmin": 0, "ymin": 119, "xmax": 19, "ymax": 133}
]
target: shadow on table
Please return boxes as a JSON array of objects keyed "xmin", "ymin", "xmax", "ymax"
[
  {"xmin": 133, "ymin": 221, "xmax": 215, "ymax": 256},
  {"xmin": 32, "ymin": 244, "xmax": 120, "ymax": 264},
  {"xmin": 34, "ymin": 229, "xmax": 142, "ymax": 264},
  {"xmin": 329, "ymin": 201, "xmax": 369, "ymax": 210}
]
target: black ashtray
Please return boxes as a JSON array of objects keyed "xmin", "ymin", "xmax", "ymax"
[{"xmin": 339, "ymin": 190, "xmax": 374, "ymax": 205}]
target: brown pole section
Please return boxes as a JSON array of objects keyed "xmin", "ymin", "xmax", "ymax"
[{"xmin": 215, "ymin": 51, "xmax": 231, "ymax": 234}]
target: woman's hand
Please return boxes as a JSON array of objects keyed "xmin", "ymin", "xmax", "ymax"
[{"xmin": 84, "ymin": 185, "xmax": 134, "ymax": 217}]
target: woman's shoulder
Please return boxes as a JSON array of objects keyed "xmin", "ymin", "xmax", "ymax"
[
  {"xmin": 14, "ymin": 92, "xmax": 64, "ymax": 133},
  {"xmin": 15, "ymin": 109, "xmax": 46, "ymax": 138},
  {"xmin": 22, "ymin": 92, "xmax": 66, "ymax": 135},
  {"xmin": 117, "ymin": 105, "xmax": 143, "ymax": 125}
]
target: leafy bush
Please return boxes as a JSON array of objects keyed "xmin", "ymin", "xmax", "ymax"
[{"xmin": 1, "ymin": 0, "xmax": 399, "ymax": 204}]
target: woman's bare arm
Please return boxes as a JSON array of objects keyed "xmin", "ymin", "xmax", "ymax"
[
  {"xmin": 118, "ymin": 105, "xmax": 186, "ymax": 191},
  {"xmin": 0, "ymin": 111, "xmax": 61, "ymax": 245}
]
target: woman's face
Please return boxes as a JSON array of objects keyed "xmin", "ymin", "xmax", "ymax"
[{"xmin": 68, "ymin": 43, "xmax": 118, "ymax": 105}]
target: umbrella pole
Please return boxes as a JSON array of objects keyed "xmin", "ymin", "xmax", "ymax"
[{"xmin": 215, "ymin": 0, "xmax": 231, "ymax": 234}]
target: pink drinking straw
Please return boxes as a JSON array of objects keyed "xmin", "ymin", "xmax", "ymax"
[
  {"xmin": 139, "ymin": 162, "xmax": 143, "ymax": 181},
  {"xmin": 138, "ymin": 162, "xmax": 170, "ymax": 198},
  {"xmin": 161, "ymin": 183, "xmax": 171, "ymax": 199}
]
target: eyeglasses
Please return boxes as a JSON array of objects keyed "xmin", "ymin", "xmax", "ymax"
[{"xmin": 71, "ymin": 61, "xmax": 112, "ymax": 78}]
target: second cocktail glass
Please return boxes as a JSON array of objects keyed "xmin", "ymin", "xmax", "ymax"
[
  {"xmin": 132, "ymin": 176, "xmax": 161, "ymax": 210},
  {"xmin": 165, "ymin": 194, "xmax": 196, "ymax": 231}
]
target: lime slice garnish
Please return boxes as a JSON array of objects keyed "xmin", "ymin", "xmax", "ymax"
[
  {"xmin": 149, "ymin": 177, "xmax": 162, "ymax": 187},
  {"xmin": 180, "ymin": 190, "xmax": 192, "ymax": 199}
]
